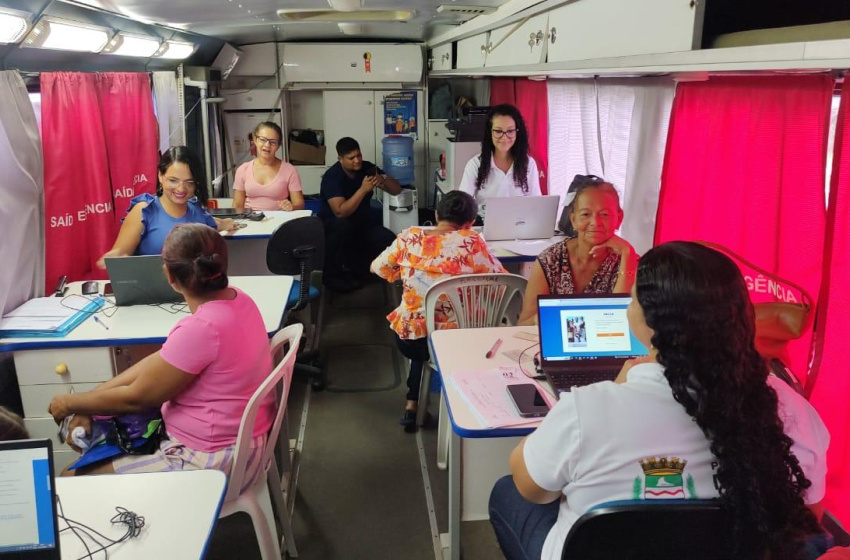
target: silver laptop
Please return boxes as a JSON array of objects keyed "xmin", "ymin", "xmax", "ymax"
[
  {"xmin": 0, "ymin": 439, "xmax": 60, "ymax": 559},
  {"xmin": 536, "ymin": 294, "xmax": 649, "ymax": 393},
  {"xmin": 105, "ymin": 255, "xmax": 183, "ymax": 306},
  {"xmin": 483, "ymin": 195, "xmax": 560, "ymax": 241}
]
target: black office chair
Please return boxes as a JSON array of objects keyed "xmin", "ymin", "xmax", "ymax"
[{"xmin": 267, "ymin": 216, "xmax": 326, "ymax": 390}]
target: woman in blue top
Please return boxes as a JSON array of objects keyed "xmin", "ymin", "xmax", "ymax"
[{"xmin": 98, "ymin": 147, "xmax": 237, "ymax": 268}]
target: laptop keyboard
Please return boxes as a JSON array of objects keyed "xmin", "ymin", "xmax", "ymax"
[{"xmin": 546, "ymin": 368, "xmax": 620, "ymax": 392}]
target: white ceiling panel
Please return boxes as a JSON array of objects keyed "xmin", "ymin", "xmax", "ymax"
[{"xmin": 67, "ymin": 0, "xmax": 510, "ymax": 44}]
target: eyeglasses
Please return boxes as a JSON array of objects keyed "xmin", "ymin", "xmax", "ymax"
[
  {"xmin": 164, "ymin": 177, "xmax": 197, "ymax": 189},
  {"xmin": 491, "ymin": 129, "xmax": 517, "ymax": 139},
  {"xmin": 255, "ymin": 136, "xmax": 280, "ymax": 147}
]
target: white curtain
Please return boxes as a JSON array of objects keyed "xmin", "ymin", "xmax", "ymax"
[
  {"xmin": 0, "ymin": 71, "xmax": 44, "ymax": 315},
  {"xmin": 547, "ymin": 77, "xmax": 676, "ymax": 254},
  {"xmin": 152, "ymin": 71, "xmax": 182, "ymax": 153}
]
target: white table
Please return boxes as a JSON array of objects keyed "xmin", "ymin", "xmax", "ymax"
[
  {"xmin": 1, "ymin": 277, "xmax": 292, "ymax": 470},
  {"xmin": 57, "ymin": 470, "xmax": 226, "ymax": 559},
  {"xmin": 486, "ymin": 235, "xmax": 565, "ymax": 263},
  {"xmin": 430, "ymin": 326, "xmax": 547, "ymax": 560},
  {"xmin": 222, "ymin": 210, "xmax": 313, "ymax": 275}
]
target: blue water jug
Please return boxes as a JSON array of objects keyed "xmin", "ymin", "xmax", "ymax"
[{"xmin": 382, "ymin": 136, "xmax": 415, "ymax": 185}]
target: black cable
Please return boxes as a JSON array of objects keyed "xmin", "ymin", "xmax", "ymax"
[
  {"xmin": 518, "ymin": 342, "xmax": 547, "ymax": 380},
  {"xmin": 57, "ymin": 496, "xmax": 145, "ymax": 560}
]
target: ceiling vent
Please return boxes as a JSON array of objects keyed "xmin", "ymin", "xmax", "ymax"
[
  {"xmin": 277, "ymin": 9, "xmax": 414, "ymax": 22},
  {"xmin": 435, "ymin": 4, "xmax": 497, "ymax": 21}
]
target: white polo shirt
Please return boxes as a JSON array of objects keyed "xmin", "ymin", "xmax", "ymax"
[
  {"xmin": 523, "ymin": 362, "xmax": 829, "ymax": 560},
  {"xmin": 458, "ymin": 154, "xmax": 542, "ymax": 217}
]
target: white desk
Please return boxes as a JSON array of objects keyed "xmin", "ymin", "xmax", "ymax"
[
  {"xmin": 486, "ymin": 235, "xmax": 565, "ymax": 263},
  {"xmin": 57, "ymin": 470, "xmax": 226, "ymax": 559},
  {"xmin": 430, "ymin": 326, "xmax": 545, "ymax": 560},
  {"xmin": 222, "ymin": 210, "xmax": 313, "ymax": 275},
  {"xmin": 1, "ymin": 277, "xmax": 292, "ymax": 470}
]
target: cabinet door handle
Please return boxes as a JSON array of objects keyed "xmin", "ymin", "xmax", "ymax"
[{"xmin": 549, "ymin": 27, "xmax": 557, "ymax": 44}]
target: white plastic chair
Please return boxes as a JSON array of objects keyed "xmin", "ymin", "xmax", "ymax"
[
  {"xmin": 419, "ymin": 273, "xmax": 527, "ymax": 467},
  {"xmin": 218, "ymin": 323, "xmax": 302, "ymax": 560}
]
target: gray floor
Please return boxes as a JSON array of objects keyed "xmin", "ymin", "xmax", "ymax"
[{"xmin": 206, "ymin": 281, "xmax": 502, "ymax": 560}]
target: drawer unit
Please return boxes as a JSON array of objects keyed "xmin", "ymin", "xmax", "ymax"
[
  {"xmin": 20, "ymin": 383, "xmax": 100, "ymax": 419},
  {"xmin": 14, "ymin": 347, "xmax": 114, "ymax": 386}
]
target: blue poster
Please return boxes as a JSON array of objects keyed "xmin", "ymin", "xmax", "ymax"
[{"xmin": 384, "ymin": 91, "xmax": 418, "ymax": 136}]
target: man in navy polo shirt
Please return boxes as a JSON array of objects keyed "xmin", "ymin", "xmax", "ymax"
[{"xmin": 320, "ymin": 137, "xmax": 402, "ymax": 292}]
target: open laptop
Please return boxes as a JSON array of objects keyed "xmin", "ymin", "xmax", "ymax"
[
  {"xmin": 536, "ymin": 294, "xmax": 649, "ymax": 393},
  {"xmin": 482, "ymin": 195, "xmax": 560, "ymax": 241},
  {"xmin": 0, "ymin": 439, "xmax": 60, "ymax": 559},
  {"xmin": 207, "ymin": 207, "xmax": 245, "ymax": 218},
  {"xmin": 105, "ymin": 255, "xmax": 183, "ymax": 306}
]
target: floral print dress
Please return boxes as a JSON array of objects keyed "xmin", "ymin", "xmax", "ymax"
[{"xmin": 371, "ymin": 227, "xmax": 507, "ymax": 340}]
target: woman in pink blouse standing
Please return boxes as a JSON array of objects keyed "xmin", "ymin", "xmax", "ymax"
[{"xmin": 233, "ymin": 122, "xmax": 305, "ymax": 212}]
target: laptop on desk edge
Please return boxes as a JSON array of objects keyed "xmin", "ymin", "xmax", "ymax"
[
  {"xmin": 0, "ymin": 439, "xmax": 60, "ymax": 559},
  {"xmin": 536, "ymin": 294, "xmax": 649, "ymax": 394},
  {"xmin": 105, "ymin": 255, "xmax": 183, "ymax": 307},
  {"xmin": 482, "ymin": 195, "xmax": 560, "ymax": 241}
]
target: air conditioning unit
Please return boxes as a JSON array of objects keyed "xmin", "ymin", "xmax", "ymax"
[{"xmin": 279, "ymin": 43, "xmax": 423, "ymax": 85}]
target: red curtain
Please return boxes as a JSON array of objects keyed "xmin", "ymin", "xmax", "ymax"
[
  {"xmin": 809, "ymin": 83, "xmax": 850, "ymax": 525},
  {"xmin": 654, "ymin": 75, "xmax": 833, "ymax": 377},
  {"xmin": 42, "ymin": 73, "xmax": 115, "ymax": 289},
  {"xmin": 488, "ymin": 78, "xmax": 549, "ymax": 194},
  {"xmin": 96, "ymin": 73, "xmax": 159, "ymax": 226}
]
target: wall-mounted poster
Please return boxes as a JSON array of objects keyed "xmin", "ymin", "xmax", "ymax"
[{"xmin": 384, "ymin": 91, "xmax": 418, "ymax": 136}]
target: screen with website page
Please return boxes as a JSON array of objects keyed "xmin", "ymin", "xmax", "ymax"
[
  {"xmin": 539, "ymin": 297, "xmax": 649, "ymax": 361},
  {"xmin": 0, "ymin": 445, "xmax": 56, "ymax": 553}
]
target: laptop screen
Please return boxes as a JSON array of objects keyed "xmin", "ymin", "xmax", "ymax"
[
  {"xmin": 0, "ymin": 440, "xmax": 58, "ymax": 556},
  {"xmin": 538, "ymin": 295, "xmax": 649, "ymax": 362}
]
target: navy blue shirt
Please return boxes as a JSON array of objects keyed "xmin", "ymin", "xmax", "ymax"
[{"xmin": 319, "ymin": 161, "xmax": 384, "ymax": 223}]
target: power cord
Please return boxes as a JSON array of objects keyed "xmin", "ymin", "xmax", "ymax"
[
  {"xmin": 57, "ymin": 496, "xmax": 145, "ymax": 560},
  {"xmin": 518, "ymin": 342, "xmax": 547, "ymax": 381}
]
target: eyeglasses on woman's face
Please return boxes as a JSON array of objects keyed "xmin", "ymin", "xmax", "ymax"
[
  {"xmin": 255, "ymin": 136, "xmax": 280, "ymax": 147},
  {"xmin": 491, "ymin": 128, "xmax": 517, "ymax": 140},
  {"xmin": 164, "ymin": 177, "xmax": 197, "ymax": 189}
]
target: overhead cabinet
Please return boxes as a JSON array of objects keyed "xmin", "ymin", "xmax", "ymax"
[
  {"xmin": 485, "ymin": 12, "xmax": 549, "ymax": 67},
  {"xmin": 431, "ymin": 43, "xmax": 453, "ymax": 71},
  {"xmin": 456, "ymin": 32, "xmax": 490, "ymax": 69}
]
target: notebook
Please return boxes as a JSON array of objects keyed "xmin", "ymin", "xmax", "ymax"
[
  {"xmin": 0, "ymin": 439, "xmax": 60, "ymax": 559},
  {"xmin": 0, "ymin": 296, "xmax": 104, "ymax": 338},
  {"xmin": 483, "ymin": 195, "xmax": 560, "ymax": 241},
  {"xmin": 536, "ymin": 294, "xmax": 649, "ymax": 393},
  {"xmin": 105, "ymin": 256, "xmax": 183, "ymax": 307}
]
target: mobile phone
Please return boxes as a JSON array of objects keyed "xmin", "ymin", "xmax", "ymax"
[
  {"xmin": 104, "ymin": 282, "xmax": 113, "ymax": 296},
  {"xmin": 507, "ymin": 384, "xmax": 550, "ymax": 418}
]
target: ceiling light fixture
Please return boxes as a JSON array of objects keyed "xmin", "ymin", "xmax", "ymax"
[
  {"xmin": 153, "ymin": 40, "xmax": 196, "ymax": 60},
  {"xmin": 101, "ymin": 32, "xmax": 161, "ymax": 57},
  {"xmin": 22, "ymin": 17, "xmax": 111, "ymax": 52},
  {"xmin": 0, "ymin": 8, "xmax": 30, "ymax": 44}
]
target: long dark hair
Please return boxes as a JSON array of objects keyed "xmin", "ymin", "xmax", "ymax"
[
  {"xmin": 636, "ymin": 242, "xmax": 819, "ymax": 559},
  {"xmin": 475, "ymin": 104, "xmax": 530, "ymax": 193},
  {"xmin": 162, "ymin": 223, "xmax": 228, "ymax": 295},
  {"xmin": 156, "ymin": 146, "xmax": 209, "ymax": 206}
]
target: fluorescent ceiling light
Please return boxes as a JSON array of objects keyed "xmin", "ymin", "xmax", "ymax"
[
  {"xmin": 153, "ymin": 40, "xmax": 195, "ymax": 60},
  {"xmin": 278, "ymin": 9, "xmax": 414, "ymax": 22},
  {"xmin": 23, "ymin": 17, "xmax": 111, "ymax": 52},
  {"xmin": 102, "ymin": 33, "xmax": 161, "ymax": 57},
  {"xmin": 0, "ymin": 9, "xmax": 30, "ymax": 44}
]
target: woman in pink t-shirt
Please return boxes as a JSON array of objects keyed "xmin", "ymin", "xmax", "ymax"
[
  {"xmin": 234, "ymin": 121, "xmax": 305, "ymax": 212},
  {"xmin": 48, "ymin": 224, "xmax": 275, "ymax": 480}
]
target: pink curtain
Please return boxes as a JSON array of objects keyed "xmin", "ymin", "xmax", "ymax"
[
  {"xmin": 42, "ymin": 73, "xmax": 114, "ymax": 289},
  {"xmin": 96, "ymin": 73, "xmax": 159, "ymax": 226},
  {"xmin": 809, "ymin": 83, "xmax": 850, "ymax": 525},
  {"xmin": 487, "ymin": 78, "xmax": 549, "ymax": 194},
  {"xmin": 654, "ymin": 75, "xmax": 833, "ymax": 378}
]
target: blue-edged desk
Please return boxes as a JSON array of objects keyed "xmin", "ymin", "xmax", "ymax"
[
  {"xmin": 487, "ymin": 235, "xmax": 565, "ymax": 264},
  {"xmin": 1, "ymin": 277, "xmax": 292, "ymax": 471},
  {"xmin": 223, "ymin": 209, "xmax": 313, "ymax": 275},
  {"xmin": 430, "ymin": 325, "xmax": 550, "ymax": 560},
  {"xmin": 57, "ymin": 470, "xmax": 226, "ymax": 559}
]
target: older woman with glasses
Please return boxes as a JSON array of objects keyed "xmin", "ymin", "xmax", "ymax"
[
  {"xmin": 458, "ymin": 104, "xmax": 542, "ymax": 220},
  {"xmin": 97, "ymin": 146, "xmax": 237, "ymax": 268},
  {"xmin": 233, "ymin": 121, "xmax": 304, "ymax": 213}
]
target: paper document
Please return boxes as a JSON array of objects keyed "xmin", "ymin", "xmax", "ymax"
[
  {"xmin": 499, "ymin": 239, "xmax": 557, "ymax": 256},
  {"xmin": 446, "ymin": 366, "xmax": 557, "ymax": 428},
  {"xmin": 1, "ymin": 297, "xmax": 80, "ymax": 331}
]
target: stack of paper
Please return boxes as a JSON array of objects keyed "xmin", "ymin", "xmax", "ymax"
[
  {"xmin": 445, "ymin": 366, "xmax": 558, "ymax": 428},
  {"xmin": 0, "ymin": 296, "xmax": 104, "ymax": 338}
]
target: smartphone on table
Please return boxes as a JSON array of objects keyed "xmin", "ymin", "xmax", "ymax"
[{"xmin": 507, "ymin": 384, "xmax": 551, "ymax": 418}]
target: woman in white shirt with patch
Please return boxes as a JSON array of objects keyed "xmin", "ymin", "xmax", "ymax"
[
  {"xmin": 489, "ymin": 241, "xmax": 829, "ymax": 560},
  {"xmin": 458, "ymin": 104, "xmax": 541, "ymax": 219}
]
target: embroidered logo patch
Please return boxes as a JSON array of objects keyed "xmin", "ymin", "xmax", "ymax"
[{"xmin": 634, "ymin": 456, "xmax": 693, "ymax": 499}]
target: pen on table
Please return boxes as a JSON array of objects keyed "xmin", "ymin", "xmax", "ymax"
[
  {"xmin": 486, "ymin": 338, "xmax": 503, "ymax": 359},
  {"xmin": 93, "ymin": 316, "xmax": 109, "ymax": 330}
]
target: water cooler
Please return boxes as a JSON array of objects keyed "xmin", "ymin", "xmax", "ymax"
[{"xmin": 381, "ymin": 136, "xmax": 419, "ymax": 234}]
